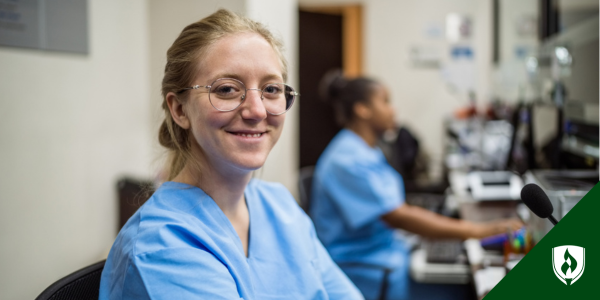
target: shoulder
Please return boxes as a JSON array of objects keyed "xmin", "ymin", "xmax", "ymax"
[
  {"xmin": 318, "ymin": 130, "xmax": 382, "ymax": 171},
  {"xmin": 116, "ymin": 182, "xmax": 221, "ymax": 257},
  {"xmin": 316, "ymin": 150, "xmax": 382, "ymax": 185},
  {"xmin": 102, "ymin": 238, "xmax": 241, "ymax": 300},
  {"xmin": 102, "ymin": 183, "xmax": 244, "ymax": 297}
]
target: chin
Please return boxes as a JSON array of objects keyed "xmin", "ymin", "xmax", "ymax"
[{"xmin": 230, "ymin": 153, "xmax": 269, "ymax": 172}]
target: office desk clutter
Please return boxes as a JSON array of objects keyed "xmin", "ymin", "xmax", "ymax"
[
  {"xmin": 467, "ymin": 171, "xmax": 523, "ymax": 201},
  {"xmin": 445, "ymin": 117, "xmax": 516, "ymax": 172},
  {"xmin": 465, "ymin": 206, "xmax": 536, "ymax": 298},
  {"xmin": 523, "ymin": 170, "xmax": 598, "ymax": 242},
  {"xmin": 440, "ymin": 55, "xmax": 598, "ymax": 295},
  {"xmin": 447, "ymin": 168, "xmax": 596, "ymax": 299},
  {"xmin": 410, "ymin": 243, "xmax": 471, "ymax": 285}
]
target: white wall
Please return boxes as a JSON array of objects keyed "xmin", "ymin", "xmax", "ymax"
[
  {"xmin": 0, "ymin": 1, "xmax": 153, "ymax": 299},
  {"xmin": 300, "ymin": 0, "xmax": 494, "ymax": 179},
  {"xmin": 367, "ymin": 0, "xmax": 493, "ymax": 178}
]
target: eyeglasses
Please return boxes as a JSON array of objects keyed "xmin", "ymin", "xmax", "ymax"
[{"xmin": 177, "ymin": 78, "xmax": 299, "ymax": 115}]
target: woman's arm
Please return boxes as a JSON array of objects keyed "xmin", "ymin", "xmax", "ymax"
[{"xmin": 381, "ymin": 204, "xmax": 523, "ymax": 240}]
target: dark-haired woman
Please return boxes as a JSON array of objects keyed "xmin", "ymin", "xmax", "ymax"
[
  {"xmin": 99, "ymin": 11, "xmax": 362, "ymax": 300},
  {"xmin": 310, "ymin": 74, "xmax": 522, "ymax": 300}
]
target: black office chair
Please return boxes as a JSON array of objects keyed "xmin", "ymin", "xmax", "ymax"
[
  {"xmin": 298, "ymin": 166, "xmax": 315, "ymax": 214},
  {"xmin": 297, "ymin": 166, "xmax": 392, "ymax": 300},
  {"xmin": 36, "ymin": 260, "xmax": 105, "ymax": 300},
  {"xmin": 336, "ymin": 262, "xmax": 393, "ymax": 300}
]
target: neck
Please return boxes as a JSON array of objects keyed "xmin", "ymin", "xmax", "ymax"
[
  {"xmin": 173, "ymin": 148, "xmax": 251, "ymax": 257},
  {"xmin": 174, "ymin": 156, "xmax": 251, "ymax": 217},
  {"xmin": 347, "ymin": 122, "xmax": 379, "ymax": 147}
]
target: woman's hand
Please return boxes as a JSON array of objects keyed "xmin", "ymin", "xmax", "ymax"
[
  {"xmin": 382, "ymin": 204, "xmax": 524, "ymax": 240},
  {"xmin": 470, "ymin": 218, "xmax": 524, "ymax": 239}
]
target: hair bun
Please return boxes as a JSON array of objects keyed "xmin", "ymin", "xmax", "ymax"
[{"xmin": 318, "ymin": 69, "xmax": 347, "ymax": 104}]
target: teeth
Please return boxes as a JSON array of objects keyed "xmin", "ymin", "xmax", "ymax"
[{"xmin": 236, "ymin": 133, "xmax": 262, "ymax": 137}]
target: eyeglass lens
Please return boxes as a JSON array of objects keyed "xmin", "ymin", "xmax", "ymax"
[{"xmin": 209, "ymin": 78, "xmax": 295, "ymax": 115}]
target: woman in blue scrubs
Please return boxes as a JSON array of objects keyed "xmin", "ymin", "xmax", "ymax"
[
  {"xmin": 99, "ymin": 10, "xmax": 362, "ymax": 300},
  {"xmin": 311, "ymin": 73, "xmax": 523, "ymax": 300}
]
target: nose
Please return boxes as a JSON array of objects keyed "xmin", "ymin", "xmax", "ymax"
[{"xmin": 239, "ymin": 89, "xmax": 267, "ymax": 121}]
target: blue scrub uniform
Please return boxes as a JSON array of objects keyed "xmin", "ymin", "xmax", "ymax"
[
  {"xmin": 100, "ymin": 179, "xmax": 362, "ymax": 300},
  {"xmin": 311, "ymin": 129, "xmax": 410, "ymax": 300},
  {"xmin": 311, "ymin": 129, "xmax": 470, "ymax": 300}
]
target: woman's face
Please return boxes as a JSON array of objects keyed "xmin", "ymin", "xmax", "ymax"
[
  {"xmin": 182, "ymin": 33, "xmax": 286, "ymax": 173},
  {"xmin": 366, "ymin": 84, "xmax": 396, "ymax": 133}
]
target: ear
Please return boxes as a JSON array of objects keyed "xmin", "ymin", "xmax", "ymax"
[
  {"xmin": 166, "ymin": 92, "xmax": 191, "ymax": 129},
  {"xmin": 353, "ymin": 102, "xmax": 372, "ymax": 120}
]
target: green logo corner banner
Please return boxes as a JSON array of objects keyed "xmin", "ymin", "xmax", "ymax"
[{"xmin": 485, "ymin": 182, "xmax": 600, "ymax": 299}]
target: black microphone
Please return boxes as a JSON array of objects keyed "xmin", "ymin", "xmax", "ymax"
[{"xmin": 520, "ymin": 183, "xmax": 558, "ymax": 226}]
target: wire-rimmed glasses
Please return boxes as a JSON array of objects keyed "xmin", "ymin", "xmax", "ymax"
[{"xmin": 177, "ymin": 78, "xmax": 299, "ymax": 115}]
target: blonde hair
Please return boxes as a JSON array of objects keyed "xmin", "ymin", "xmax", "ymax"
[{"xmin": 158, "ymin": 9, "xmax": 288, "ymax": 180}]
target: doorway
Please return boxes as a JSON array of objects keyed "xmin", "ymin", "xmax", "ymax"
[{"xmin": 298, "ymin": 5, "xmax": 363, "ymax": 168}]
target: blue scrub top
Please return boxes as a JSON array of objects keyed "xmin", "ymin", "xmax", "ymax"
[
  {"xmin": 100, "ymin": 179, "xmax": 362, "ymax": 300},
  {"xmin": 311, "ymin": 129, "xmax": 409, "ymax": 299}
]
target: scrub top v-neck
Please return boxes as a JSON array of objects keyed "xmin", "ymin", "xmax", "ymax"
[{"xmin": 100, "ymin": 179, "xmax": 363, "ymax": 300}]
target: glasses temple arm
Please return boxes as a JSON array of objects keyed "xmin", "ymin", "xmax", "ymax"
[{"xmin": 176, "ymin": 85, "xmax": 209, "ymax": 94}]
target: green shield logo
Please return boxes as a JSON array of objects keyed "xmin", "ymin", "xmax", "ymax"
[{"xmin": 552, "ymin": 245, "xmax": 585, "ymax": 285}]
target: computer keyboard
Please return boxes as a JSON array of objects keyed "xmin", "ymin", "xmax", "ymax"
[{"xmin": 425, "ymin": 240, "xmax": 465, "ymax": 264}]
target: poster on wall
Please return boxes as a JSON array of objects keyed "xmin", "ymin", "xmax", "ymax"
[
  {"xmin": 0, "ymin": 0, "xmax": 88, "ymax": 54},
  {"xmin": 0, "ymin": 0, "xmax": 40, "ymax": 49}
]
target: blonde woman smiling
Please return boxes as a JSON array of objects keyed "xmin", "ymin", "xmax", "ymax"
[{"xmin": 100, "ymin": 10, "xmax": 362, "ymax": 300}]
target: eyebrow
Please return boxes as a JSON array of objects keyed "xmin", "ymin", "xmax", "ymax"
[{"xmin": 208, "ymin": 73, "xmax": 284, "ymax": 84}]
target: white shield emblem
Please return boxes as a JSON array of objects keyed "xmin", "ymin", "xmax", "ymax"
[{"xmin": 552, "ymin": 245, "xmax": 585, "ymax": 285}]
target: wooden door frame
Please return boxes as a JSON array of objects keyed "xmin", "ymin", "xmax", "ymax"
[{"xmin": 299, "ymin": 5, "xmax": 363, "ymax": 77}]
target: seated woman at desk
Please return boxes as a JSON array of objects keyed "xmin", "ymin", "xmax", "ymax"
[
  {"xmin": 100, "ymin": 10, "xmax": 362, "ymax": 300},
  {"xmin": 311, "ymin": 73, "xmax": 523, "ymax": 300}
]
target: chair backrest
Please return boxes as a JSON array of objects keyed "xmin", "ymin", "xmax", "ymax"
[
  {"xmin": 36, "ymin": 260, "xmax": 105, "ymax": 300},
  {"xmin": 298, "ymin": 166, "xmax": 315, "ymax": 214},
  {"xmin": 117, "ymin": 177, "xmax": 154, "ymax": 231}
]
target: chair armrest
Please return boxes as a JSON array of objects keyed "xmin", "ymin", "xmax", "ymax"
[{"xmin": 336, "ymin": 262, "xmax": 393, "ymax": 300}]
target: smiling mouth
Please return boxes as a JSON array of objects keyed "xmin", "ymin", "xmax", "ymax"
[{"xmin": 227, "ymin": 131, "xmax": 266, "ymax": 138}]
